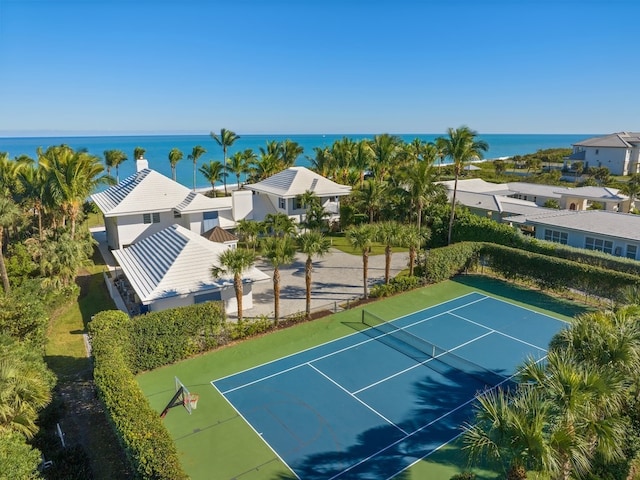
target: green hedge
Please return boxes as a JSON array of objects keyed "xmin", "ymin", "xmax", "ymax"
[
  {"xmin": 422, "ymin": 242, "xmax": 640, "ymax": 303},
  {"xmin": 89, "ymin": 310, "xmax": 188, "ymax": 480},
  {"xmin": 128, "ymin": 302, "xmax": 227, "ymax": 373},
  {"xmin": 370, "ymin": 275, "xmax": 423, "ymax": 298}
]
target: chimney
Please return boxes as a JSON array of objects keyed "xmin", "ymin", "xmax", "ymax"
[{"xmin": 136, "ymin": 156, "xmax": 149, "ymax": 172}]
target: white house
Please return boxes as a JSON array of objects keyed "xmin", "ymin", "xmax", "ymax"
[
  {"xmin": 566, "ymin": 132, "xmax": 640, "ymax": 176},
  {"xmin": 244, "ymin": 166, "xmax": 352, "ymax": 225},
  {"xmin": 504, "ymin": 210, "xmax": 640, "ymax": 260},
  {"xmin": 111, "ymin": 224, "xmax": 269, "ymax": 314},
  {"xmin": 91, "ymin": 158, "xmax": 233, "ymax": 249}
]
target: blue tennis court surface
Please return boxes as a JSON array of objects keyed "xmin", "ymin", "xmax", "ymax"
[{"xmin": 212, "ymin": 292, "xmax": 567, "ymax": 479}]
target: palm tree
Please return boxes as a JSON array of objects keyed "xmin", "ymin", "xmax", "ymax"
[
  {"xmin": 133, "ymin": 146, "xmax": 145, "ymax": 161},
  {"xmin": 199, "ymin": 160, "xmax": 225, "ymax": 192},
  {"xmin": 353, "ymin": 139, "xmax": 373, "ymax": 187},
  {"xmin": 308, "ymin": 146, "xmax": 336, "ymax": 179},
  {"xmin": 399, "ymin": 146, "xmax": 445, "ymax": 230},
  {"xmin": 16, "ymin": 162, "xmax": 47, "ymax": 240},
  {"xmin": 0, "ymin": 198, "xmax": 21, "ymax": 295},
  {"xmin": 280, "ymin": 139, "xmax": 303, "ymax": 168},
  {"xmin": 374, "ymin": 221, "xmax": 402, "ymax": 284},
  {"xmin": 399, "ymin": 224, "xmax": 429, "ymax": 277},
  {"xmin": 346, "ymin": 224, "xmax": 374, "ymax": 299},
  {"xmin": 355, "ymin": 179, "xmax": 388, "ymax": 223},
  {"xmin": 188, "ymin": 145, "xmax": 207, "ymax": 191},
  {"xmin": 211, "ymin": 128, "xmax": 240, "ymax": 195},
  {"xmin": 620, "ymin": 173, "xmax": 640, "ymax": 212},
  {"xmin": 368, "ymin": 134, "xmax": 402, "ymax": 182},
  {"xmin": 262, "ymin": 236, "xmax": 296, "ymax": 325},
  {"xmin": 297, "ymin": 231, "xmax": 331, "ymax": 319},
  {"xmin": 213, "ymin": 248, "xmax": 255, "ymax": 323},
  {"xmin": 438, "ymin": 126, "xmax": 489, "ymax": 245},
  {"xmin": 103, "ymin": 149, "xmax": 127, "ymax": 182},
  {"xmin": 39, "ymin": 145, "xmax": 112, "ymax": 239},
  {"xmin": 263, "ymin": 213, "xmax": 296, "ymax": 238},
  {"xmin": 168, "ymin": 148, "xmax": 184, "ymax": 182},
  {"xmin": 226, "ymin": 150, "xmax": 252, "ymax": 190},
  {"xmin": 235, "ymin": 219, "xmax": 263, "ymax": 252}
]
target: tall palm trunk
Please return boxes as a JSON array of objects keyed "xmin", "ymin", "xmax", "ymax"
[
  {"xmin": 0, "ymin": 226, "xmax": 10, "ymax": 295},
  {"xmin": 384, "ymin": 245, "xmax": 391, "ymax": 284},
  {"xmin": 305, "ymin": 257, "xmax": 312, "ymax": 319},
  {"xmin": 273, "ymin": 267, "xmax": 281, "ymax": 325},
  {"xmin": 447, "ymin": 172, "xmax": 459, "ymax": 245},
  {"xmin": 362, "ymin": 250, "xmax": 369, "ymax": 299},
  {"xmin": 409, "ymin": 246, "xmax": 416, "ymax": 277},
  {"xmin": 223, "ymin": 147, "xmax": 228, "ymax": 196},
  {"xmin": 234, "ymin": 273, "xmax": 243, "ymax": 323}
]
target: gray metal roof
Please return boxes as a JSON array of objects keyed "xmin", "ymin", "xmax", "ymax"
[
  {"xmin": 504, "ymin": 210, "xmax": 640, "ymax": 242},
  {"xmin": 573, "ymin": 132, "xmax": 640, "ymax": 148},
  {"xmin": 112, "ymin": 224, "xmax": 268, "ymax": 304},
  {"xmin": 245, "ymin": 166, "xmax": 351, "ymax": 198}
]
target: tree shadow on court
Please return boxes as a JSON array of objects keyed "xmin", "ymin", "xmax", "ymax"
[{"xmin": 267, "ymin": 359, "xmax": 504, "ymax": 479}]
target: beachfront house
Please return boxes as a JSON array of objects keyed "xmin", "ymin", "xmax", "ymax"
[
  {"xmin": 244, "ymin": 166, "xmax": 352, "ymax": 226},
  {"xmin": 111, "ymin": 224, "xmax": 269, "ymax": 314},
  {"xmin": 91, "ymin": 158, "xmax": 234, "ymax": 249},
  {"xmin": 566, "ymin": 132, "xmax": 640, "ymax": 176},
  {"xmin": 505, "ymin": 210, "xmax": 640, "ymax": 260}
]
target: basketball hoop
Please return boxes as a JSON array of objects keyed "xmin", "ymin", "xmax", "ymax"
[{"xmin": 185, "ymin": 393, "xmax": 199, "ymax": 410}]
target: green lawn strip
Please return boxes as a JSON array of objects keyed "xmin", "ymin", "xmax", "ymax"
[
  {"xmin": 45, "ymin": 262, "xmax": 116, "ymax": 378},
  {"xmin": 137, "ymin": 278, "xmax": 586, "ymax": 479},
  {"xmin": 326, "ymin": 232, "xmax": 408, "ymax": 256}
]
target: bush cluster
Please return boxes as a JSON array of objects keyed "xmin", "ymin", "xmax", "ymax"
[
  {"xmin": 370, "ymin": 275, "xmax": 423, "ymax": 298},
  {"xmin": 423, "ymin": 242, "xmax": 482, "ymax": 284}
]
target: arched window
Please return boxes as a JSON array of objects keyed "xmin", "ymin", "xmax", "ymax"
[{"xmin": 569, "ymin": 203, "xmax": 577, "ymax": 210}]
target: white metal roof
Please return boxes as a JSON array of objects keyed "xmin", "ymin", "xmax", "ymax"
[
  {"xmin": 91, "ymin": 169, "xmax": 231, "ymax": 217},
  {"xmin": 112, "ymin": 224, "xmax": 269, "ymax": 304},
  {"xmin": 245, "ymin": 166, "xmax": 352, "ymax": 198},
  {"xmin": 573, "ymin": 132, "xmax": 640, "ymax": 148},
  {"xmin": 504, "ymin": 210, "xmax": 640, "ymax": 242}
]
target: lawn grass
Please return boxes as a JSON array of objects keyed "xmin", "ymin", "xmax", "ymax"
[
  {"xmin": 136, "ymin": 276, "xmax": 586, "ymax": 480},
  {"xmin": 45, "ymin": 249, "xmax": 115, "ymax": 378},
  {"xmin": 327, "ymin": 232, "xmax": 408, "ymax": 256}
]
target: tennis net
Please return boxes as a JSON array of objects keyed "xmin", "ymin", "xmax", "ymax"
[{"xmin": 361, "ymin": 310, "xmax": 507, "ymax": 388}]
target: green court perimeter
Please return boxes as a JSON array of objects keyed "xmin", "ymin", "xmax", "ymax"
[{"xmin": 136, "ymin": 276, "xmax": 589, "ymax": 480}]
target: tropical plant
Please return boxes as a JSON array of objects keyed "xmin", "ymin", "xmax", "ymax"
[
  {"xmin": 493, "ymin": 159, "xmax": 506, "ymax": 177},
  {"xmin": 0, "ymin": 335, "xmax": 55, "ymax": 439},
  {"xmin": 227, "ymin": 150, "xmax": 253, "ymax": 189},
  {"xmin": 213, "ymin": 248, "xmax": 255, "ymax": 323},
  {"xmin": 437, "ymin": 126, "xmax": 489, "ymax": 245},
  {"xmin": 168, "ymin": 148, "xmax": 184, "ymax": 182},
  {"xmin": 368, "ymin": 134, "xmax": 403, "ymax": 182},
  {"xmin": 620, "ymin": 173, "xmax": 640, "ymax": 212},
  {"xmin": 188, "ymin": 145, "xmax": 206, "ymax": 191},
  {"xmin": 133, "ymin": 146, "xmax": 145, "ymax": 161},
  {"xmin": 211, "ymin": 128, "xmax": 240, "ymax": 195},
  {"xmin": 235, "ymin": 219, "xmax": 263, "ymax": 252},
  {"xmin": 199, "ymin": 160, "xmax": 225, "ymax": 191},
  {"xmin": 281, "ymin": 139, "xmax": 303, "ymax": 168},
  {"xmin": 399, "ymin": 148, "xmax": 445, "ymax": 230},
  {"xmin": 0, "ymin": 198, "xmax": 21, "ymax": 295},
  {"xmin": 355, "ymin": 179, "xmax": 389, "ymax": 223},
  {"xmin": 103, "ymin": 149, "xmax": 128, "ymax": 182},
  {"xmin": 399, "ymin": 224, "xmax": 430, "ymax": 277},
  {"xmin": 262, "ymin": 236, "xmax": 296, "ymax": 325},
  {"xmin": 263, "ymin": 213, "xmax": 296, "ymax": 238},
  {"xmin": 346, "ymin": 224, "xmax": 375, "ymax": 299},
  {"xmin": 297, "ymin": 231, "xmax": 331, "ymax": 319},
  {"xmin": 374, "ymin": 221, "xmax": 402, "ymax": 284}
]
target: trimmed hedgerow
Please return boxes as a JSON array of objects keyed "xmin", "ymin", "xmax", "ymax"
[
  {"xmin": 127, "ymin": 302, "xmax": 226, "ymax": 373},
  {"xmin": 370, "ymin": 276, "xmax": 423, "ymax": 298},
  {"xmin": 89, "ymin": 310, "xmax": 188, "ymax": 480},
  {"xmin": 422, "ymin": 241, "xmax": 640, "ymax": 303}
]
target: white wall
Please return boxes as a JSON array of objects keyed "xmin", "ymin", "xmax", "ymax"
[
  {"xmin": 110, "ymin": 211, "xmax": 177, "ymax": 248},
  {"xmin": 145, "ymin": 284, "xmax": 255, "ymax": 314},
  {"xmin": 534, "ymin": 226, "xmax": 640, "ymax": 259},
  {"xmin": 232, "ymin": 190, "xmax": 254, "ymax": 221},
  {"xmin": 584, "ymin": 147, "xmax": 629, "ymax": 175}
]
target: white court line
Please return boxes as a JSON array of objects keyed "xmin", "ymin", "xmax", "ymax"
[
  {"xmin": 307, "ymin": 363, "xmax": 409, "ymax": 436},
  {"xmin": 449, "ymin": 311, "xmax": 549, "ymax": 351},
  {"xmin": 212, "ymin": 291, "xmax": 484, "ymax": 384},
  {"xmin": 218, "ymin": 294, "xmax": 490, "ymax": 394},
  {"xmin": 352, "ymin": 330, "xmax": 495, "ymax": 395}
]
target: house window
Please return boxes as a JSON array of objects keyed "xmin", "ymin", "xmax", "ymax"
[
  {"xmin": 544, "ymin": 229, "xmax": 568, "ymax": 245},
  {"xmin": 293, "ymin": 197, "xmax": 303, "ymax": 210},
  {"xmin": 595, "ymin": 149, "xmax": 599, "ymax": 155},
  {"xmin": 585, "ymin": 237, "xmax": 613, "ymax": 254},
  {"xmin": 173, "ymin": 211, "xmax": 182, "ymax": 218},
  {"xmin": 627, "ymin": 245, "xmax": 638, "ymax": 260},
  {"xmin": 278, "ymin": 198, "xmax": 286, "ymax": 209},
  {"xmin": 143, "ymin": 213, "xmax": 161, "ymax": 224}
]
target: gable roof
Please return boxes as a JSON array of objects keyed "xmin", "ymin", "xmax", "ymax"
[
  {"xmin": 573, "ymin": 132, "xmax": 640, "ymax": 148},
  {"xmin": 505, "ymin": 210, "xmax": 640, "ymax": 242},
  {"xmin": 245, "ymin": 166, "xmax": 352, "ymax": 198},
  {"xmin": 91, "ymin": 169, "xmax": 231, "ymax": 217},
  {"xmin": 111, "ymin": 224, "xmax": 268, "ymax": 304}
]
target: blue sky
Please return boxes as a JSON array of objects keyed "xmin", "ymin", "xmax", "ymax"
[{"xmin": 0, "ymin": 0, "xmax": 637, "ymax": 135}]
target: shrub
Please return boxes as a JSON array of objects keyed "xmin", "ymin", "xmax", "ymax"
[
  {"xmin": 423, "ymin": 242, "xmax": 482, "ymax": 284},
  {"xmin": 370, "ymin": 276, "xmax": 422, "ymax": 298},
  {"xmin": 450, "ymin": 473, "xmax": 476, "ymax": 480}
]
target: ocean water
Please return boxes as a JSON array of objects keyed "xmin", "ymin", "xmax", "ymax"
[{"xmin": 0, "ymin": 133, "xmax": 594, "ymax": 190}]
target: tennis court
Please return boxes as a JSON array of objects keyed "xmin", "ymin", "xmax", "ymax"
[{"xmin": 212, "ymin": 292, "xmax": 566, "ymax": 479}]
